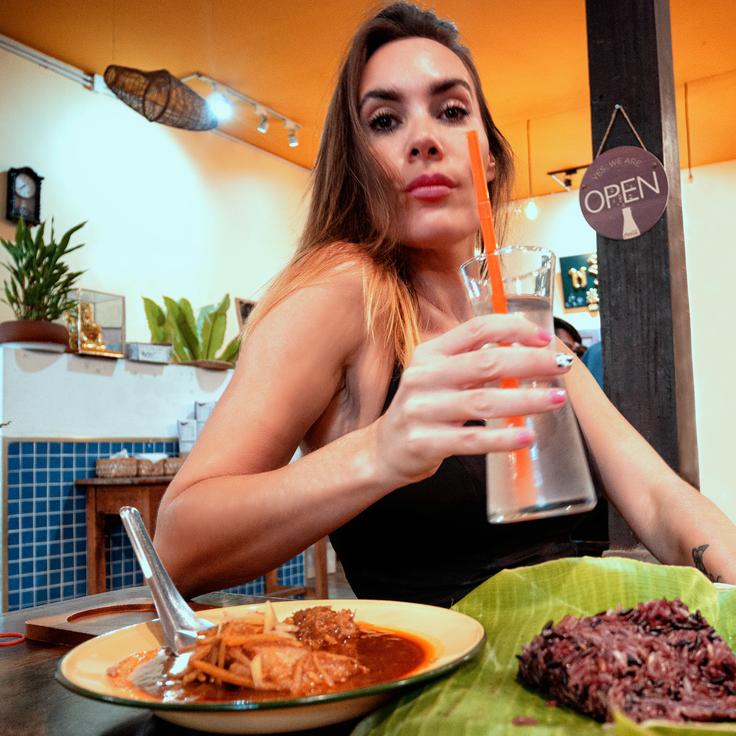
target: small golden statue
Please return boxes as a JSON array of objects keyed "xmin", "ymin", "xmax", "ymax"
[
  {"xmin": 65, "ymin": 289, "xmax": 125, "ymax": 357},
  {"xmin": 78, "ymin": 301, "xmax": 107, "ymax": 352}
]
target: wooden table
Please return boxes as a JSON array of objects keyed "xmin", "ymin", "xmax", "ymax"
[
  {"xmin": 76, "ymin": 477, "xmax": 173, "ymax": 595},
  {"xmin": 0, "ymin": 588, "xmax": 362, "ymax": 736},
  {"xmin": 77, "ymin": 476, "xmax": 330, "ymax": 600}
]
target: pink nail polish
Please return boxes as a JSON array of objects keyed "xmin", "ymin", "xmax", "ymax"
[
  {"xmin": 537, "ymin": 328, "xmax": 552, "ymax": 342},
  {"xmin": 517, "ymin": 430, "xmax": 533, "ymax": 444},
  {"xmin": 549, "ymin": 389, "xmax": 567, "ymax": 405}
]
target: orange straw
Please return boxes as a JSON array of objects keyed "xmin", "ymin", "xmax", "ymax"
[{"xmin": 466, "ymin": 130, "xmax": 534, "ymax": 502}]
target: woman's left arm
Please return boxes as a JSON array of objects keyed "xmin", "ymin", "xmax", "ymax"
[{"xmin": 566, "ymin": 349, "xmax": 736, "ymax": 584}]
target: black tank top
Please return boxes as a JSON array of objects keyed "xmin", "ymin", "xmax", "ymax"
[{"xmin": 330, "ymin": 366, "xmax": 606, "ymax": 607}]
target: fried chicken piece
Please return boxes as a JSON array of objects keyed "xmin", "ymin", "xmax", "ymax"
[
  {"xmin": 289, "ymin": 606, "xmax": 361, "ymax": 657},
  {"xmin": 251, "ymin": 645, "xmax": 365, "ymax": 695}
]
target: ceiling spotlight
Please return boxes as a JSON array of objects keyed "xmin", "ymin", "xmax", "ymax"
[
  {"xmin": 256, "ymin": 111, "xmax": 269, "ymax": 134},
  {"xmin": 207, "ymin": 90, "xmax": 232, "ymax": 123},
  {"xmin": 286, "ymin": 124, "xmax": 299, "ymax": 148},
  {"xmin": 546, "ymin": 165, "xmax": 590, "ymax": 192}
]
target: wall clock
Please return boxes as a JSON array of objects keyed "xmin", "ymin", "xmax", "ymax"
[{"xmin": 6, "ymin": 167, "xmax": 43, "ymax": 225}]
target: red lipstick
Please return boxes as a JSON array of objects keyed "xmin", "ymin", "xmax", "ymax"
[{"xmin": 405, "ymin": 173, "xmax": 457, "ymax": 201}]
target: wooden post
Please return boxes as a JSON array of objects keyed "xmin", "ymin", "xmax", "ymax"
[{"xmin": 585, "ymin": 0, "xmax": 698, "ymax": 549}]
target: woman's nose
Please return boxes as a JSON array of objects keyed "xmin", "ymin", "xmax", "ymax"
[{"xmin": 408, "ymin": 133, "xmax": 443, "ymax": 161}]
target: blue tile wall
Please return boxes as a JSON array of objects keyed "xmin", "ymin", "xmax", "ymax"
[{"xmin": 5, "ymin": 440, "xmax": 305, "ymax": 611}]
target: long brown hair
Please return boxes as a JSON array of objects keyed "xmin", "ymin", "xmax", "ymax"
[{"xmin": 245, "ymin": 2, "xmax": 514, "ymax": 366}]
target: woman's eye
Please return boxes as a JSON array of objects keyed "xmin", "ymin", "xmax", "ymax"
[
  {"xmin": 368, "ymin": 111, "xmax": 398, "ymax": 133},
  {"xmin": 440, "ymin": 104, "xmax": 469, "ymax": 123}
]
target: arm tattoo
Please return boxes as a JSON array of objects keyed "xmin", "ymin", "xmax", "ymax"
[{"xmin": 692, "ymin": 544, "xmax": 722, "ymax": 583}]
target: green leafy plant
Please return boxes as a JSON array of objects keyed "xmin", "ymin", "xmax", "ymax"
[
  {"xmin": 143, "ymin": 293, "xmax": 241, "ymax": 366},
  {"xmin": 0, "ymin": 218, "xmax": 86, "ymax": 321}
]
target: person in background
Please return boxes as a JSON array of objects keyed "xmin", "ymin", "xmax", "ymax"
[
  {"xmin": 582, "ymin": 340, "xmax": 604, "ymax": 388},
  {"xmin": 553, "ymin": 317, "xmax": 586, "ymax": 358},
  {"xmin": 154, "ymin": 2, "xmax": 736, "ymax": 607},
  {"xmin": 554, "ymin": 317, "xmax": 604, "ymax": 386}
]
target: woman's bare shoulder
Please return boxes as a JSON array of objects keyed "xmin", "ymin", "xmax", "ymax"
[
  {"xmin": 301, "ymin": 241, "xmax": 379, "ymax": 286},
  {"xmin": 241, "ymin": 244, "xmax": 376, "ymax": 369}
]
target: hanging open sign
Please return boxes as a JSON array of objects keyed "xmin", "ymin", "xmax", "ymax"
[{"xmin": 579, "ymin": 145, "xmax": 669, "ymax": 240}]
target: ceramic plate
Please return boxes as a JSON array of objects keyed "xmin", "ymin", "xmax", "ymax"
[{"xmin": 56, "ymin": 599, "xmax": 485, "ymax": 734}]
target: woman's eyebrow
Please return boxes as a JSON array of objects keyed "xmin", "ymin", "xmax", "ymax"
[
  {"xmin": 358, "ymin": 78, "xmax": 472, "ymax": 112},
  {"xmin": 359, "ymin": 87, "xmax": 401, "ymax": 111},
  {"xmin": 430, "ymin": 78, "xmax": 472, "ymax": 96}
]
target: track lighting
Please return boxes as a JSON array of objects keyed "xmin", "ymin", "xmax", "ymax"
[
  {"xmin": 256, "ymin": 109, "xmax": 269, "ymax": 134},
  {"xmin": 287, "ymin": 124, "xmax": 299, "ymax": 148},
  {"xmin": 207, "ymin": 89, "xmax": 232, "ymax": 123},
  {"xmin": 180, "ymin": 72, "xmax": 301, "ymax": 147}
]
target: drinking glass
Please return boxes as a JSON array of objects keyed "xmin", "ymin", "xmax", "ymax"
[{"xmin": 460, "ymin": 246, "xmax": 597, "ymax": 523}]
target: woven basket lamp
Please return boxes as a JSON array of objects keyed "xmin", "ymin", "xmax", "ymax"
[{"xmin": 104, "ymin": 65, "xmax": 217, "ymax": 131}]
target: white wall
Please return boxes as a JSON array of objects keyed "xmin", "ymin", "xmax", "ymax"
[
  {"xmin": 680, "ymin": 160, "xmax": 736, "ymax": 524},
  {"xmin": 0, "ymin": 348, "xmax": 230, "ymax": 438},
  {"xmin": 0, "ymin": 49, "xmax": 310, "ymax": 347},
  {"xmin": 508, "ymin": 160, "xmax": 736, "ymax": 520}
]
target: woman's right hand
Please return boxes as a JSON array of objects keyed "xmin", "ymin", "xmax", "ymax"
[{"xmin": 371, "ymin": 313, "xmax": 573, "ymax": 486}]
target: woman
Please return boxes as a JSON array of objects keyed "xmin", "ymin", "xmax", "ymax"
[{"xmin": 155, "ymin": 3, "xmax": 736, "ymax": 606}]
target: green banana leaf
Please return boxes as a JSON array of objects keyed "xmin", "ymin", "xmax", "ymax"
[
  {"xmin": 201, "ymin": 293, "xmax": 230, "ymax": 359},
  {"xmin": 163, "ymin": 298, "xmax": 188, "ymax": 361},
  {"xmin": 171, "ymin": 328, "xmax": 193, "ymax": 363},
  {"xmin": 613, "ymin": 711, "xmax": 736, "ymax": 735},
  {"xmin": 163, "ymin": 296, "xmax": 199, "ymax": 359},
  {"xmin": 352, "ymin": 557, "xmax": 736, "ymax": 736},
  {"xmin": 197, "ymin": 303, "xmax": 216, "ymax": 337},
  {"xmin": 143, "ymin": 297, "xmax": 168, "ymax": 344},
  {"xmin": 175, "ymin": 297, "xmax": 201, "ymax": 357},
  {"xmin": 177, "ymin": 298, "xmax": 199, "ymax": 345},
  {"xmin": 218, "ymin": 335, "xmax": 241, "ymax": 365}
]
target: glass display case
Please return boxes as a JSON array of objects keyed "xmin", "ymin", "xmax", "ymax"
[{"xmin": 66, "ymin": 289, "xmax": 125, "ymax": 358}]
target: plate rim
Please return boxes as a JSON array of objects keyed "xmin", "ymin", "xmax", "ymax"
[{"xmin": 55, "ymin": 599, "xmax": 486, "ymax": 713}]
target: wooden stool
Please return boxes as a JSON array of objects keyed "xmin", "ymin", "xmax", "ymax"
[
  {"xmin": 265, "ymin": 537, "xmax": 329, "ymax": 599},
  {"xmin": 76, "ymin": 476, "xmax": 172, "ymax": 595}
]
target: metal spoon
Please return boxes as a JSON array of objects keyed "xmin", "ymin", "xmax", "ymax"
[{"xmin": 119, "ymin": 506, "xmax": 214, "ymax": 690}]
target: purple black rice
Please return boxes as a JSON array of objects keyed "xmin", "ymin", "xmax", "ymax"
[{"xmin": 517, "ymin": 599, "xmax": 736, "ymax": 723}]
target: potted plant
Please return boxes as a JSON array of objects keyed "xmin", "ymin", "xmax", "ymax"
[
  {"xmin": 0, "ymin": 218, "xmax": 86, "ymax": 348},
  {"xmin": 143, "ymin": 293, "xmax": 240, "ymax": 369}
]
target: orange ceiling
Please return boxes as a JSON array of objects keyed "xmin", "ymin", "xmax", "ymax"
[{"xmin": 1, "ymin": 0, "xmax": 735, "ymax": 197}]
